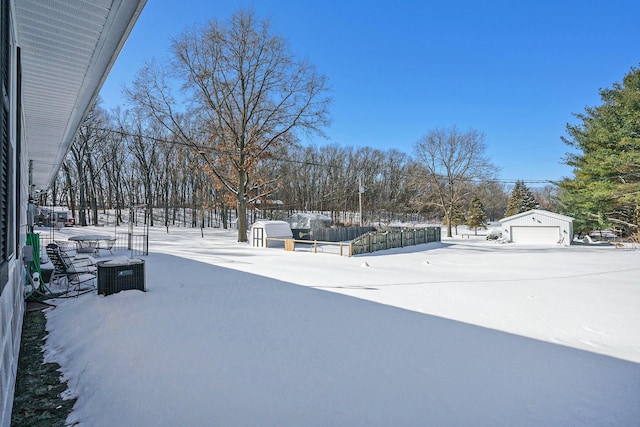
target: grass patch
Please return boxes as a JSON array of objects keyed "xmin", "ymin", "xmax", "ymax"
[{"xmin": 11, "ymin": 303, "xmax": 76, "ymax": 426}]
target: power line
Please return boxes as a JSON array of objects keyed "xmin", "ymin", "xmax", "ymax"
[{"xmin": 99, "ymin": 126, "xmax": 572, "ymax": 185}]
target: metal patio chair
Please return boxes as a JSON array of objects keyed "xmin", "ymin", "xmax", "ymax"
[{"xmin": 45, "ymin": 244, "xmax": 97, "ymax": 295}]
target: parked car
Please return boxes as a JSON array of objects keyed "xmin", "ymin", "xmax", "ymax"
[{"xmin": 486, "ymin": 228, "xmax": 502, "ymax": 240}]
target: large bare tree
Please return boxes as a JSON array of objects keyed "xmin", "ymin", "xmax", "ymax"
[
  {"xmin": 413, "ymin": 126, "xmax": 496, "ymax": 237},
  {"xmin": 127, "ymin": 8, "xmax": 330, "ymax": 241}
]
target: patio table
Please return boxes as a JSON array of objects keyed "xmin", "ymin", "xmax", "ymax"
[{"xmin": 68, "ymin": 235, "xmax": 115, "ymax": 255}]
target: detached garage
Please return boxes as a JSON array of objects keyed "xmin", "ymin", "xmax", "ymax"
[{"xmin": 500, "ymin": 209, "xmax": 574, "ymax": 246}]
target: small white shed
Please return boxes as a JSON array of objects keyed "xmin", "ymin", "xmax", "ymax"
[
  {"xmin": 499, "ymin": 209, "xmax": 574, "ymax": 246},
  {"xmin": 250, "ymin": 220, "xmax": 293, "ymax": 248}
]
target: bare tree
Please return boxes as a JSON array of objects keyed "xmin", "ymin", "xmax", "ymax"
[
  {"xmin": 119, "ymin": 112, "xmax": 161, "ymax": 227},
  {"xmin": 67, "ymin": 104, "xmax": 110, "ymax": 226},
  {"xmin": 532, "ymin": 185, "xmax": 561, "ymax": 212},
  {"xmin": 413, "ymin": 126, "xmax": 497, "ymax": 237},
  {"xmin": 475, "ymin": 180, "xmax": 508, "ymax": 222},
  {"xmin": 127, "ymin": 8, "xmax": 330, "ymax": 241}
]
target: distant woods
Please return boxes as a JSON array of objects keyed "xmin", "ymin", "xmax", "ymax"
[{"xmin": 41, "ymin": 103, "xmax": 525, "ymax": 230}]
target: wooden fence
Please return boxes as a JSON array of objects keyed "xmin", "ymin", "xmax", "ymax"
[
  {"xmin": 310, "ymin": 226, "xmax": 376, "ymax": 242},
  {"xmin": 350, "ymin": 227, "xmax": 441, "ymax": 255},
  {"xmin": 267, "ymin": 227, "xmax": 441, "ymax": 257}
]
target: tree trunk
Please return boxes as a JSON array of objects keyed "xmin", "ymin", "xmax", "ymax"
[
  {"xmin": 237, "ymin": 169, "xmax": 248, "ymax": 242},
  {"xmin": 63, "ymin": 164, "xmax": 76, "ymax": 222},
  {"xmin": 445, "ymin": 204, "xmax": 453, "ymax": 238},
  {"xmin": 221, "ymin": 203, "xmax": 227, "ymax": 229},
  {"xmin": 88, "ymin": 159, "xmax": 99, "ymax": 226},
  {"xmin": 146, "ymin": 176, "xmax": 154, "ymax": 227},
  {"xmin": 78, "ymin": 176, "xmax": 87, "ymax": 226}
]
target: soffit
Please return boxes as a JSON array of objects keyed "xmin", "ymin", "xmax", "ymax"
[{"xmin": 14, "ymin": 0, "xmax": 146, "ymax": 189}]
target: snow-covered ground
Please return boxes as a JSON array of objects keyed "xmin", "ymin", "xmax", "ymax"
[{"xmin": 41, "ymin": 226, "xmax": 640, "ymax": 426}]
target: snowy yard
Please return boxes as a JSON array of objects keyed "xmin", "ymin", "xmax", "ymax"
[{"xmin": 42, "ymin": 226, "xmax": 640, "ymax": 426}]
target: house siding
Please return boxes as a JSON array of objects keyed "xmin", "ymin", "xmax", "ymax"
[{"xmin": 0, "ymin": 1, "xmax": 27, "ymax": 424}]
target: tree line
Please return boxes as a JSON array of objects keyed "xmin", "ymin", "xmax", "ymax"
[{"xmin": 36, "ymin": 103, "xmax": 525, "ymax": 237}]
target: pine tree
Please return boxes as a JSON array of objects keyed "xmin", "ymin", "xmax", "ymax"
[
  {"xmin": 466, "ymin": 196, "xmax": 487, "ymax": 235},
  {"xmin": 505, "ymin": 180, "xmax": 539, "ymax": 217},
  {"xmin": 443, "ymin": 203, "xmax": 466, "ymax": 235},
  {"xmin": 520, "ymin": 185, "xmax": 539, "ymax": 212},
  {"xmin": 560, "ymin": 64, "xmax": 640, "ymax": 235}
]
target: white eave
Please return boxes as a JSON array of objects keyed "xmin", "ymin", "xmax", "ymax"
[{"xmin": 14, "ymin": 0, "xmax": 146, "ymax": 189}]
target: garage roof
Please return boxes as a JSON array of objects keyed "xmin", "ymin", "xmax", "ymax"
[
  {"xmin": 500, "ymin": 209, "xmax": 574, "ymax": 223},
  {"xmin": 14, "ymin": 0, "xmax": 146, "ymax": 189}
]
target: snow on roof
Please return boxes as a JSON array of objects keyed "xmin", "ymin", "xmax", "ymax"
[
  {"xmin": 500, "ymin": 209, "xmax": 574, "ymax": 223},
  {"xmin": 38, "ymin": 206, "xmax": 71, "ymax": 213},
  {"xmin": 287, "ymin": 213, "xmax": 332, "ymax": 229},
  {"xmin": 251, "ymin": 220, "xmax": 293, "ymax": 238},
  {"xmin": 289, "ymin": 213, "xmax": 331, "ymax": 220}
]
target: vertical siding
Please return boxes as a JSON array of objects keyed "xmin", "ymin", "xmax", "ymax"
[
  {"xmin": 0, "ymin": 263, "xmax": 24, "ymax": 427},
  {"xmin": 0, "ymin": 2, "xmax": 26, "ymax": 423},
  {"xmin": 502, "ymin": 212, "xmax": 573, "ymax": 245}
]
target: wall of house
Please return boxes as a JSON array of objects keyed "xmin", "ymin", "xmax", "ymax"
[
  {"xmin": 0, "ymin": 1, "xmax": 27, "ymax": 424},
  {"xmin": 0, "ymin": 261, "xmax": 24, "ymax": 426}
]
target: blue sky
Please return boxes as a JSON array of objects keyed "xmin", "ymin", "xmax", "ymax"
[{"xmin": 99, "ymin": 0, "xmax": 640, "ymax": 184}]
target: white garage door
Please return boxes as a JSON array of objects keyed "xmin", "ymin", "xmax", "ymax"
[{"xmin": 511, "ymin": 226, "xmax": 559, "ymax": 244}]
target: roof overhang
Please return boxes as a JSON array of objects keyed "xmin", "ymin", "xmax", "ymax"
[{"xmin": 14, "ymin": 0, "xmax": 146, "ymax": 189}]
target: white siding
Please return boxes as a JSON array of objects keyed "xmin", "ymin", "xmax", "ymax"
[
  {"xmin": 0, "ymin": 3, "xmax": 26, "ymax": 423},
  {"xmin": 501, "ymin": 210, "xmax": 573, "ymax": 246},
  {"xmin": 0, "ymin": 264, "xmax": 24, "ymax": 427}
]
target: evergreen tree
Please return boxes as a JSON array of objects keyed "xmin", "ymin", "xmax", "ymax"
[
  {"xmin": 560, "ymin": 64, "xmax": 640, "ymax": 235},
  {"xmin": 505, "ymin": 180, "xmax": 539, "ymax": 217},
  {"xmin": 466, "ymin": 196, "xmax": 487, "ymax": 235},
  {"xmin": 443, "ymin": 203, "xmax": 466, "ymax": 235}
]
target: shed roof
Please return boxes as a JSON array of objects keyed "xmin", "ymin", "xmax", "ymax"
[
  {"xmin": 252, "ymin": 220, "xmax": 293, "ymax": 237},
  {"xmin": 500, "ymin": 209, "xmax": 574, "ymax": 223}
]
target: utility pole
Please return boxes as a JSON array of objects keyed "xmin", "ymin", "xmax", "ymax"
[{"xmin": 358, "ymin": 175, "xmax": 364, "ymax": 226}]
